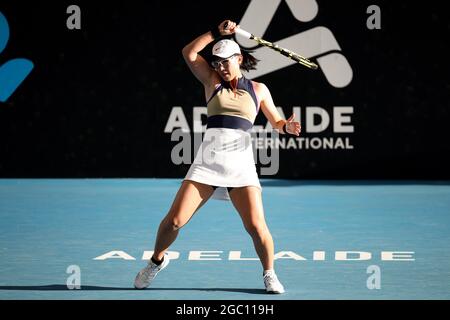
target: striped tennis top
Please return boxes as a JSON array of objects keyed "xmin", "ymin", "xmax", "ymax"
[{"xmin": 206, "ymin": 76, "xmax": 260, "ymax": 131}]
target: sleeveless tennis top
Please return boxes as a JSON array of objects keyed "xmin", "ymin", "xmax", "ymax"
[
  {"xmin": 206, "ymin": 76, "xmax": 260, "ymax": 131},
  {"xmin": 184, "ymin": 76, "xmax": 262, "ymax": 200}
]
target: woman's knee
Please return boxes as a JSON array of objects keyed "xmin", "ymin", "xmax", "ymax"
[
  {"xmin": 244, "ymin": 219, "xmax": 268, "ymax": 237},
  {"xmin": 162, "ymin": 215, "xmax": 186, "ymax": 231}
]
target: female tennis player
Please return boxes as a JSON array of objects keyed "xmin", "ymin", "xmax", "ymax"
[{"xmin": 134, "ymin": 20, "xmax": 301, "ymax": 293}]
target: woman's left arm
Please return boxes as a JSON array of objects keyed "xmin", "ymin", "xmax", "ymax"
[{"xmin": 257, "ymin": 83, "xmax": 301, "ymax": 136}]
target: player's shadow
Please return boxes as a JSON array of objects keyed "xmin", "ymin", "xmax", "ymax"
[{"xmin": 0, "ymin": 285, "xmax": 266, "ymax": 295}]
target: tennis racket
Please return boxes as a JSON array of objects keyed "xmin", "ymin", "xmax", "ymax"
[{"xmin": 225, "ymin": 22, "xmax": 319, "ymax": 70}]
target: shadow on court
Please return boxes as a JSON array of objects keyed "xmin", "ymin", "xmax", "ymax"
[{"xmin": 0, "ymin": 285, "xmax": 266, "ymax": 294}]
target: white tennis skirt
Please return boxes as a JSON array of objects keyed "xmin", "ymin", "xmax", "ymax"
[{"xmin": 183, "ymin": 128, "xmax": 261, "ymax": 200}]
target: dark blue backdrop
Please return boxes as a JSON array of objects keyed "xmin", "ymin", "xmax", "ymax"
[{"xmin": 0, "ymin": 1, "xmax": 449, "ymax": 178}]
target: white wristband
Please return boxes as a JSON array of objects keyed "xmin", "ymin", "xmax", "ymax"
[{"xmin": 234, "ymin": 27, "xmax": 252, "ymax": 39}]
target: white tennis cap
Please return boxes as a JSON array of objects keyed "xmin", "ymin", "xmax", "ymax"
[{"xmin": 212, "ymin": 39, "xmax": 241, "ymax": 59}]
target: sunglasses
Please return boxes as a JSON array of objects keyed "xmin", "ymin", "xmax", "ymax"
[{"xmin": 211, "ymin": 55, "xmax": 239, "ymax": 69}]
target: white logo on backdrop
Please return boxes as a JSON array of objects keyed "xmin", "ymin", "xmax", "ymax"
[{"xmin": 237, "ymin": 0, "xmax": 353, "ymax": 88}]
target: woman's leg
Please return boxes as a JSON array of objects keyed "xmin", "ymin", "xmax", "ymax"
[
  {"xmin": 229, "ymin": 186, "xmax": 274, "ymax": 271},
  {"xmin": 152, "ymin": 180, "xmax": 214, "ymax": 261}
]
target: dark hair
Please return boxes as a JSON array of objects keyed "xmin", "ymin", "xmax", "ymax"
[{"xmin": 240, "ymin": 49, "xmax": 259, "ymax": 72}]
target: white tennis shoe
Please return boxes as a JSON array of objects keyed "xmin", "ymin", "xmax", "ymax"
[
  {"xmin": 263, "ymin": 270, "xmax": 285, "ymax": 294},
  {"xmin": 134, "ymin": 254, "xmax": 169, "ymax": 289}
]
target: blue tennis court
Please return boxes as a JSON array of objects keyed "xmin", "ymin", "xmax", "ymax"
[{"xmin": 0, "ymin": 179, "xmax": 449, "ymax": 300}]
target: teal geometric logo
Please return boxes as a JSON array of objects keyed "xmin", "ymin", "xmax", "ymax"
[{"xmin": 0, "ymin": 11, "xmax": 34, "ymax": 102}]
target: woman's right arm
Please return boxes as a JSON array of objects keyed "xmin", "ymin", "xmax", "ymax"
[{"xmin": 181, "ymin": 20, "xmax": 236, "ymax": 85}]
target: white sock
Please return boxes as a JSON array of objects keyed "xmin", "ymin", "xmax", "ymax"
[{"xmin": 263, "ymin": 269, "xmax": 275, "ymax": 276}]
